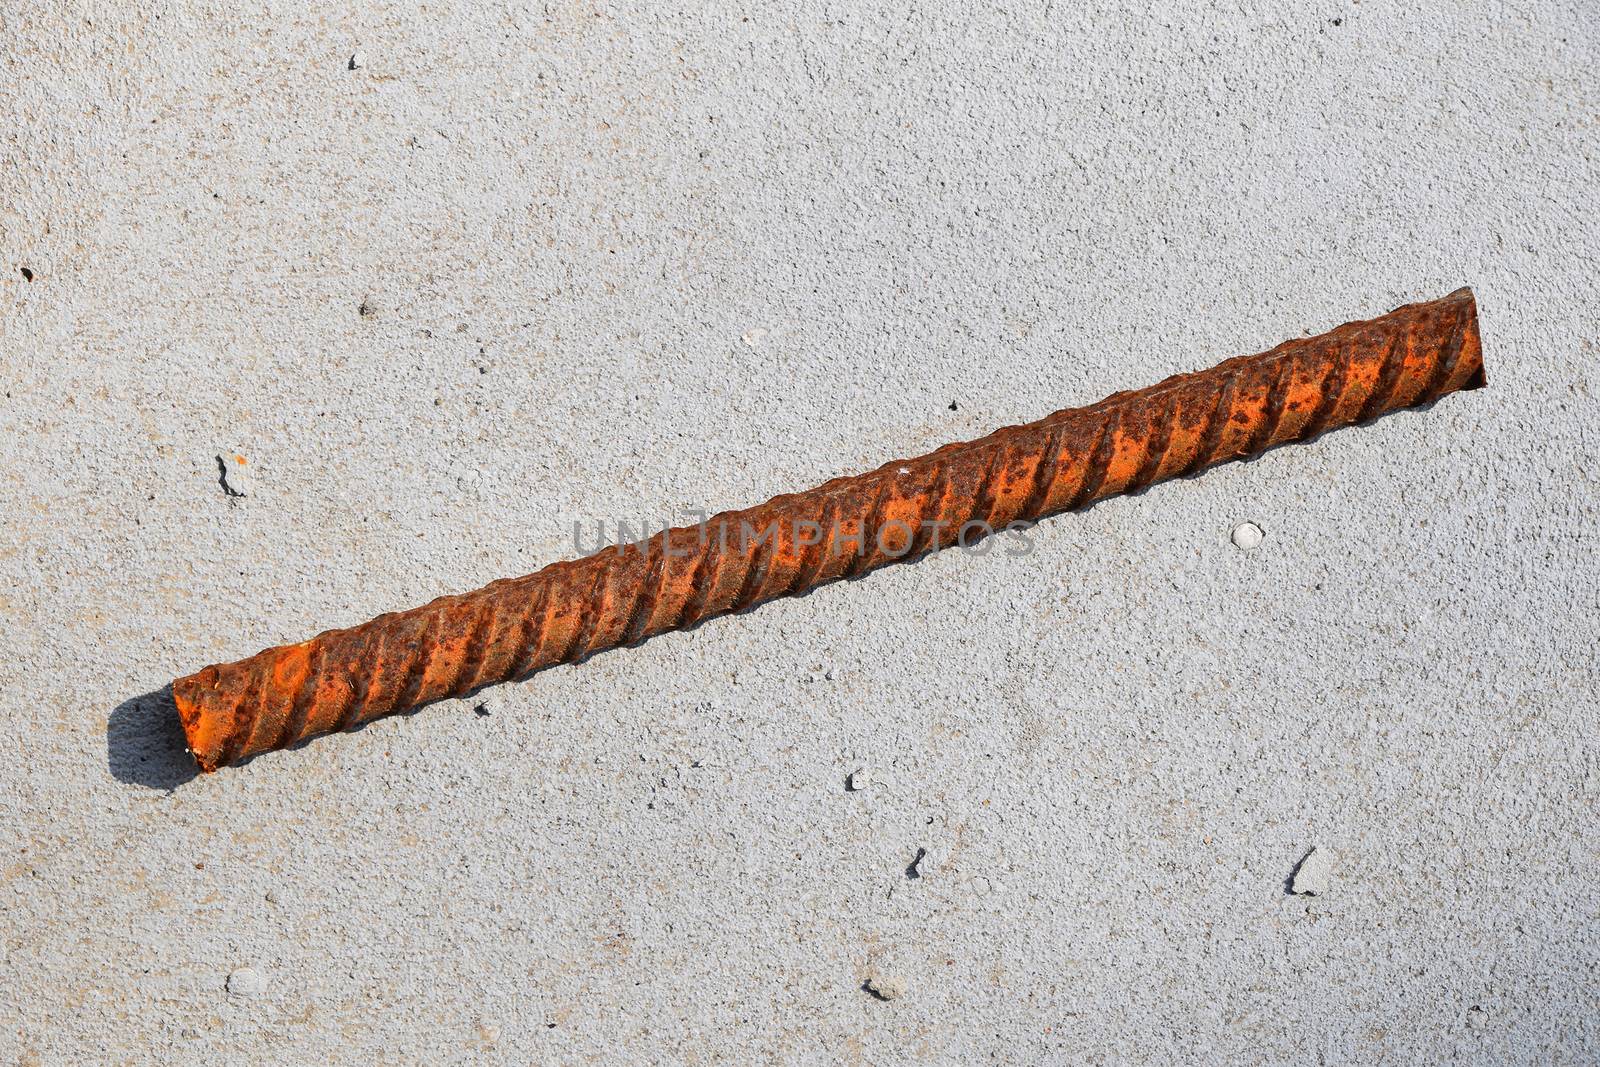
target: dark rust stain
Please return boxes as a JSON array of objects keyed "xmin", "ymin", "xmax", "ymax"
[
  {"xmin": 1420, "ymin": 312, "xmax": 1468, "ymax": 404},
  {"xmin": 561, "ymin": 567, "xmax": 607, "ymax": 665},
  {"xmin": 967, "ymin": 448, "xmax": 1006, "ymax": 531},
  {"xmin": 454, "ymin": 598, "xmax": 498, "ymax": 691},
  {"xmin": 1186, "ymin": 374, "xmax": 1237, "ymax": 476},
  {"xmin": 1358, "ymin": 330, "xmax": 1407, "ymax": 424},
  {"xmin": 676, "ymin": 532, "xmax": 720, "ymax": 626},
  {"xmin": 617, "ymin": 539, "xmax": 659, "ymax": 647},
  {"xmin": 1253, "ymin": 357, "xmax": 1294, "ymax": 453},
  {"xmin": 171, "ymin": 289, "xmax": 1486, "ymax": 771},
  {"xmin": 1071, "ymin": 414, "xmax": 1119, "ymax": 509},
  {"xmin": 844, "ymin": 478, "xmax": 891, "ymax": 580},
  {"xmin": 1306, "ymin": 344, "xmax": 1350, "ymax": 437},
  {"xmin": 1019, "ymin": 425, "xmax": 1066, "ymax": 517},
  {"xmin": 278, "ymin": 642, "xmax": 322, "ymax": 751},
  {"xmin": 1130, "ymin": 405, "xmax": 1173, "ymax": 492},
  {"xmin": 791, "ymin": 498, "xmax": 837, "ymax": 591}
]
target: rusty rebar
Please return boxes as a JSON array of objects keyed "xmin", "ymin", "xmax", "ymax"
[{"xmin": 173, "ymin": 288, "xmax": 1485, "ymax": 770}]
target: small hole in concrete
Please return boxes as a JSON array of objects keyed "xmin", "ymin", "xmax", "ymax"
[{"xmin": 20, "ymin": 267, "xmax": 34, "ymax": 282}]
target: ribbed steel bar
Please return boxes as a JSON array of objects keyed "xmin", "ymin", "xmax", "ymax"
[{"xmin": 173, "ymin": 288, "xmax": 1484, "ymax": 770}]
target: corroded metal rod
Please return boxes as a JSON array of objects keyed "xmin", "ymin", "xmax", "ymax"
[{"xmin": 174, "ymin": 289, "xmax": 1485, "ymax": 770}]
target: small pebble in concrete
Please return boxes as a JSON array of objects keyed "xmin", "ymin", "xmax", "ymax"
[
  {"xmin": 740, "ymin": 327, "xmax": 768, "ymax": 347},
  {"xmin": 226, "ymin": 967, "xmax": 264, "ymax": 997},
  {"xmin": 861, "ymin": 973, "xmax": 906, "ymax": 1001},
  {"xmin": 349, "ymin": 52, "xmax": 365, "ymax": 70},
  {"xmin": 1290, "ymin": 846, "xmax": 1331, "ymax": 895},
  {"xmin": 216, "ymin": 454, "xmax": 251, "ymax": 498},
  {"xmin": 1231, "ymin": 521, "xmax": 1265, "ymax": 550},
  {"xmin": 845, "ymin": 768, "xmax": 865, "ymax": 792},
  {"xmin": 264, "ymin": 888, "xmax": 280, "ymax": 904}
]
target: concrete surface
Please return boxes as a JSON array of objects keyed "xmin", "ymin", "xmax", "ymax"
[{"xmin": 1, "ymin": 1, "xmax": 1596, "ymax": 1062}]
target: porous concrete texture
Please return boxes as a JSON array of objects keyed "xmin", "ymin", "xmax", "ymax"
[{"xmin": 2, "ymin": 1, "xmax": 1596, "ymax": 1062}]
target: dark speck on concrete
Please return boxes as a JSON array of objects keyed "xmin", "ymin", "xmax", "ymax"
[
  {"xmin": 906, "ymin": 847, "xmax": 927, "ymax": 879},
  {"xmin": 474, "ymin": 703, "xmax": 490, "ymax": 717}
]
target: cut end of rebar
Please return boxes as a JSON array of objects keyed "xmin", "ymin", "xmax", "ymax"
[
  {"xmin": 171, "ymin": 668, "xmax": 225, "ymax": 773},
  {"xmin": 1458, "ymin": 286, "xmax": 1486, "ymax": 390},
  {"xmin": 1439, "ymin": 285, "xmax": 1486, "ymax": 391}
]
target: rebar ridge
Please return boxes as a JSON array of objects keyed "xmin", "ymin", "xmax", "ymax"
[{"xmin": 173, "ymin": 288, "xmax": 1485, "ymax": 771}]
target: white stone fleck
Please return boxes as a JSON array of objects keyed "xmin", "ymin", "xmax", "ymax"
[
  {"xmin": 226, "ymin": 967, "xmax": 265, "ymax": 997},
  {"xmin": 217, "ymin": 452, "xmax": 253, "ymax": 498},
  {"xmin": 862, "ymin": 972, "xmax": 907, "ymax": 1001},
  {"xmin": 1231, "ymin": 521, "xmax": 1265, "ymax": 550},
  {"xmin": 1290, "ymin": 847, "xmax": 1332, "ymax": 895}
]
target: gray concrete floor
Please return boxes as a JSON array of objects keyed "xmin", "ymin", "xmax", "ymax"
[{"xmin": 2, "ymin": 2, "xmax": 1597, "ymax": 1062}]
